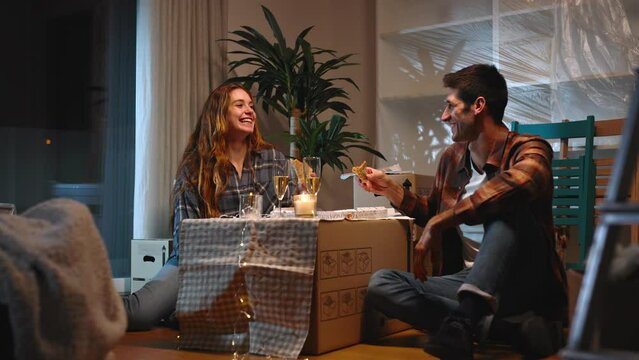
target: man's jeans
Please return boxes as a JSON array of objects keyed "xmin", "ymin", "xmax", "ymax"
[{"xmin": 366, "ymin": 209, "xmax": 553, "ymax": 336}]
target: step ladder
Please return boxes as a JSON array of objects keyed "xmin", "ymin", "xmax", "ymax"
[{"xmin": 561, "ymin": 71, "xmax": 639, "ymax": 359}]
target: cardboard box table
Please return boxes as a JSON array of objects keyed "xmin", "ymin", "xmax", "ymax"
[
  {"xmin": 302, "ymin": 218, "xmax": 413, "ymax": 354},
  {"xmin": 177, "ymin": 217, "xmax": 414, "ymax": 357}
]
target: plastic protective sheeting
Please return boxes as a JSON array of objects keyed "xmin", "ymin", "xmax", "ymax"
[
  {"xmin": 377, "ymin": 0, "xmax": 639, "ymax": 173},
  {"xmin": 380, "ymin": 0, "xmax": 638, "ymax": 123},
  {"xmin": 551, "ymin": 0, "xmax": 639, "ymax": 122}
]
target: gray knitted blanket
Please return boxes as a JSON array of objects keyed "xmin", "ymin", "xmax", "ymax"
[
  {"xmin": 0, "ymin": 199, "xmax": 126, "ymax": 360},
  {"xmin": 177, "ymin": 218, "xmax": 319, "ymax": 358}
]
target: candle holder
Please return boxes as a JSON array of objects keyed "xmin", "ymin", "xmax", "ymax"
[{"xmin": 293, "ymin": 193, "xmax": 317, "ymax": 217}]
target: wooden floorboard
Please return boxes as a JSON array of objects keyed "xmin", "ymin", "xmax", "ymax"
[{"xmin": 113, "ymin": 328, "xmax": 560, "ymax": 359}]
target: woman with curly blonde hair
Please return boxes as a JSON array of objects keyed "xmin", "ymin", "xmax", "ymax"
[{"xmin": 124, "ymin": 83, "xmax": 291, "ymax": 330}]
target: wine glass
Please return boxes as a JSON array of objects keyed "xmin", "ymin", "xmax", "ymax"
[
  {"xmin": 303, "ymin": 156, "xmax": 321, "ymax": 196},
  {"xmin": 273, "ymin": 160, "xmax": 290, "ymax": 217}
]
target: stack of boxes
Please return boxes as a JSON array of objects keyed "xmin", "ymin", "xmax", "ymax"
[{"xmin": 130, "ymin": 239, "xmax": 171, "ymax": 292}]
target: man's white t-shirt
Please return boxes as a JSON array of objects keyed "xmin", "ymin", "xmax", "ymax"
[{"xmin": 459, "ymin": 159, "xmax": 487, "ymax": 268}]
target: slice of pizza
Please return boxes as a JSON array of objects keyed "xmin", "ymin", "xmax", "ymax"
[
  {"xmin": 291, "ymin": 159, "xmax": 308, "ymax": 184},
  {"xmin": 352, "ymin": 160, "xmax": 368, "ymax": 181}
]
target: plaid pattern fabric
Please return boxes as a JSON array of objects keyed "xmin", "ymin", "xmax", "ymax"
[
  {"xmin": 176, "ymin": 218, "xmax": 319, "ymax": 358},
  {"xmin": 169, "ymin": 148, "xmax": 292, "ymax": 265},
  {"xmin": 396, "ymin": 131, "xmax": 567, "ymax": 319}
]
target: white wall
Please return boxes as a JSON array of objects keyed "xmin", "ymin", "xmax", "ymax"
[{"xmin": 228, "ymin": 0, "xmax": 377, "ymax": 210}]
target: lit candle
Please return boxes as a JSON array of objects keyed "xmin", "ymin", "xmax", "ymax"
[{"xmin": 293, "ymin": 193, "xmax": 317, "ymax": 217}]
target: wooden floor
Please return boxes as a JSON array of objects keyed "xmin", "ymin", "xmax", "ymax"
[{"xmin": 113, "ymin": 327, "xmax": 560, "ymax": 359}]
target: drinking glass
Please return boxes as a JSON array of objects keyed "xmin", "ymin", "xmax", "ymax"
[
  {"xmin": 303, "ymin": 156, "xmax": 321, "ymax": 196},
  {"xmin": 273, "ymin": 160, "xmax": 290, "ymax": 217},
  {"xmin": 239, "ymin": 193, "xmax": 262, "ymax": 219}
]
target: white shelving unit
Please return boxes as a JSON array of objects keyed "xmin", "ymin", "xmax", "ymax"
[{"xmin": 376, "ymin": 0, "xmax": 638, "ymax": 174}]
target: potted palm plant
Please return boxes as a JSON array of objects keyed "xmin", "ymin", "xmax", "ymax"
[{"xmin": 221, "ymin": 5, "xmax": 385, "ymax": 172}]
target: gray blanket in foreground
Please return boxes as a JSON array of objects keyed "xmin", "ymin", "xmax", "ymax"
[{"xmin": 0, "ymin": 198, "xmax": 126, "ymax": 360}]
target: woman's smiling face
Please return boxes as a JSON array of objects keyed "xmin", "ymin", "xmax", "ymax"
[{"xmin": 226, "ymin": 88, "xmax": 256, "ymax": 139}]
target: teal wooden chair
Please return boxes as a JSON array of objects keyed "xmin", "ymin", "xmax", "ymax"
[{"xmin": 511, "ymin": 116, "xmax": 596, "ymax": 270}]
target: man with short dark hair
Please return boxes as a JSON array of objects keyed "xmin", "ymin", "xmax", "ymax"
[{"xmin": 360, "ymin": 64, "xmax": 567, "ymax": 358}]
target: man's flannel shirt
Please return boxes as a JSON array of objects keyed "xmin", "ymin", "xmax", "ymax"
[{"xmin": 397, "ymin": 131, "xmax": 567, "ymax": 321}]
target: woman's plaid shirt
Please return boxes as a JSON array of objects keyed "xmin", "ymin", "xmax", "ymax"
[{"xmin": 168, "ymin": 148, "xmax": 292, "ymax": 265}]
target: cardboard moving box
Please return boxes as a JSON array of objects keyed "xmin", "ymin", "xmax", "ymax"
[
  {"xmin": 302, "ymin": 218, "xmax": 414, "ymax": 354},
  {"xmin": 130, "ymin": 239, "xmax": 171, "ymax": 292}
]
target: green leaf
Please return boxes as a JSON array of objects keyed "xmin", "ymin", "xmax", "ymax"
[
  {"xmin": 345, "ymin": 144, "xmax": 387, "ymax": 160},
  {"xmin": 261, "ymin": 6, "xmax": 287, "ymax": 51},
  {"xmin": 294, "ymin": 26, "xmax": 314, "ymax": 54}
]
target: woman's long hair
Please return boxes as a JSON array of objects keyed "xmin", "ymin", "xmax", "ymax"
[{"xmin": 173, "ymin": 83, "xmax": 272, "ymax": 220}]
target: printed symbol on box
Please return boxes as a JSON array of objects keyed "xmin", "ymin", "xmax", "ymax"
[
  {"xmin": 320, "ymin": 251, "xmax": 338, "ymax": 279},
  {"xmin": 356, "ymin": 248, "xmax": 372, "ymax": 274},
  {"xmin": 339, "ymin": 250, "xmax": 356, "ymax": 276},
  {"xmin": 339, "ymin": 289, "xmax": 357, "ymax": 317},
  {"xmin": 357, "ymin": 287, "xmax": 367, "ymax": 313},
  {"xmin": 320, "ymin": 292, "xmax": 339, "ymax": 321}
]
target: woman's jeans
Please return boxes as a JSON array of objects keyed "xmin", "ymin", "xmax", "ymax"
[{"xmin": 122, "ymin": 262, "xmax": 179, "ymax": 331}]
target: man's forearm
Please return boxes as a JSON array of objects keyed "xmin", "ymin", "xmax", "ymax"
[
  {"xmin": 384, "ymin": 181, "xmax": 405, "ymax": 208},
  {"xmin": 428, "ymin": 208, "xmax": 458, "ymax": 231}
]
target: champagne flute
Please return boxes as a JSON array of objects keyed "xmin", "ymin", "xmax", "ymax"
[
  {"xmin": 303, "ymin": 156, "xmax": 321, "ymax": 196},
  {"xmin": 273, "ymin": 160, "xmax": 290, "ymax": 217}
]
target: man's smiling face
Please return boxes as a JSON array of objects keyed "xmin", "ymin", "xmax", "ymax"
[{"xmin": 441, "ymin": 90, "xmax": 480, "ymax": 143}]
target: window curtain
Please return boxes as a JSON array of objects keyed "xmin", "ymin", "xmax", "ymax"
[
  {"xmin": 134, "ymin": 0, "xmax": 227, "ymax": 239},
  {"xmin": 102, "ymin": 0, "xmax": 136, "ymax": 277}
]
